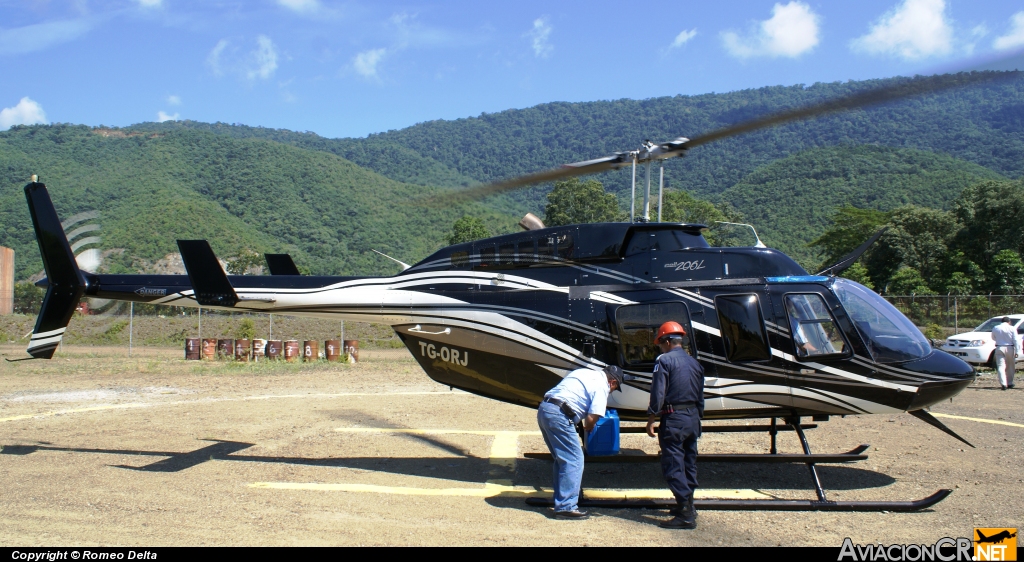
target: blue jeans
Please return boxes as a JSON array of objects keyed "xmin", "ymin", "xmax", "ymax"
[{"xmin": 537, "ymin": 402, "xmax": 584, "ymax": 512}]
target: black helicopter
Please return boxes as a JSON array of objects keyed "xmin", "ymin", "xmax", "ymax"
[{"xmin": 17, "ymin": 70, "xmax": 1020, "ymax": 512}]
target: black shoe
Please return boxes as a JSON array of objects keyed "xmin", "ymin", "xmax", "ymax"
[
  {"xmin": 659, "ymin": 515, "xmax": 697, "ymax": 529},
  {"xmin": 553, "ymin": 509, "xmax": 589, "ymax": 520},
  {"xmin": 1001, "ymin": 386, "xmax": 1008, "ymax": 390},
  {"xmin": 670, "ymin": 496, "xmax": 698, "ymax": 519}
]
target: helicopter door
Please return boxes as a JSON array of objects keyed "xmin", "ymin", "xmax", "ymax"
[{"xmin": 764, "ymin": 287, "xmax": 801, "ymax": 408}]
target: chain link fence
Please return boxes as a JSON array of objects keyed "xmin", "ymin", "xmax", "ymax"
[{"xmin": 883, "ymin": 294, "xmax": 1024, "ymax": 336}]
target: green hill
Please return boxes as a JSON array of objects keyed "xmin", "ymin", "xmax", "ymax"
[
  {"xmin": 717, "ymin": 145, "xmax": 1004, "ymax": 268},
  {"xmin": 0, "ymin": 125, "xmax": 513, "ymax": 280},
  {"xmin": 3, "ymin": 72, "xmax": 1023, "ymax": 280}
]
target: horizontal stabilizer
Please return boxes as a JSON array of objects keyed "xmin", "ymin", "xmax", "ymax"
[
  {"xmin": 177, "ymin": 240, "xmax": 238, "ymax": 307},
  {"xmin": 908, "ymin": 409, "xmax": 974, "ymax": 448},
  {"xmin": 24, "ymin": 182, "xmax": 86, "ymax": 359},
  {"xmin": 264, "ymin": 253, "xmax": 301, "ymax": 276}
]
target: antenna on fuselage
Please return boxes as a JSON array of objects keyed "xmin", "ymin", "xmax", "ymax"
[{"xmin": 372, "ymin": 249, "xmax": 410, "ymax": 271}]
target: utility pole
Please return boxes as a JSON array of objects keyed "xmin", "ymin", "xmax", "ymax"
[{"xmin": 129, "ymin": 302, "xmax": 134, "ymax": 358}]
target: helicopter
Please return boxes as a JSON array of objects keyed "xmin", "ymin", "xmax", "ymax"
[{"xmin": 16, "ymin": 69, "xmax": 1021, "ymax": 512}]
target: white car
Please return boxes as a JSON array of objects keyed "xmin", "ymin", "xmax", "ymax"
[{"xmin": 940, "ymin": 314, "xmax": 1024, "ymax": 366}]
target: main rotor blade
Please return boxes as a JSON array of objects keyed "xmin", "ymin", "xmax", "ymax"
[
  {"xmin": 685, "ymin": 70, "xmax": 1020, "ymax": 149},
  {"xmin": 432, "ymin": 154, "xmax": 625, "ymax": 202}
]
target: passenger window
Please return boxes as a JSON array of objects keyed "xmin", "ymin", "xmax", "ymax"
[
  {"xmin": 478, "ymin": 246, "xmax": 496, "ymax": 268},
  {"xmin": 499, "ymin": 243, "xmax": 515, "ymax": 267},
  {"xmin": 615, "ymin": 302, "xmax": 692, "ymax": 366},
  {"xmin": 516, "ymin": 240, "xmax": 534, "ymax": 265},
  {"xmin": 784, "ymin": 294, "xmax": 848, "ymax": 359},
  {"xmin": 715, "ymin": 294, "xmax": 771, "ymax": 362}
]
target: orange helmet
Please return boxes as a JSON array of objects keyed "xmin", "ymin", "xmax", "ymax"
[{"xmin": 655, "ymin": 321, "xmax": 687, "ymax": 343}]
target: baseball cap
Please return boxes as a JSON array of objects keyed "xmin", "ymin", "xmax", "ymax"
[{"xmin": 603, "ymin": 365, "xmax": 636, "ymax": 392}]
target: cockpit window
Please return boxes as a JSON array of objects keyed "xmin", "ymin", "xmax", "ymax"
[
  {"xmin": 784, "ymin": 294, "xmax": 848, "ymax": 359},
  {"xmin": 832, "ymin": 278, "xmax": 931, "ymax": 363}
]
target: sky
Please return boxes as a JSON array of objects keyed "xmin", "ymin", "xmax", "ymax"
[{"xmin": 1, "ymin": 0, "xmax": 1023, "ymax": 139}]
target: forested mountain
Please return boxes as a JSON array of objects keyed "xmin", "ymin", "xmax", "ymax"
[
  {"xmin": 137, "ymin": 72, "xmax": 1024, "ymax": 200},
  {"xmin": 720, "ymin": 145, "xmax": 1004, "ymax": 266},
  {"xmin": 2, "ymin": 72, "xmax": 1023, "ymax": 281},
  {"xmin": 0, "ymin": 126, "xmax": 512, "ymax": 280}
]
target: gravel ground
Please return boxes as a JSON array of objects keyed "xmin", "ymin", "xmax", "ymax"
[{"xmin": 0, "ymin": 345, "xmax": 1021, "ymax": 546}]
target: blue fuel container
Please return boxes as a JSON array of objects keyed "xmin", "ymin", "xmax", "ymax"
[{"xmin": 585, "ymin": 409, "xmax": 620, "ymax": 456}]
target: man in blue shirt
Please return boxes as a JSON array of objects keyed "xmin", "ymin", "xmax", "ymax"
[
  {"xmin": 538, "ymin": 364, "xmax": 629, "ymax": 519},
  {"xmin": 645, "ymin": 321, "xmax": 704, "ymax": 529}
]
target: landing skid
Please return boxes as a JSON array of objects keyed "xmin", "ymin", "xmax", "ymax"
[{"xmin": 524, "ymin": 417, "xmax": 953, "ymax": 512}]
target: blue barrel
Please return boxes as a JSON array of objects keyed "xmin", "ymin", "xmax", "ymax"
[{"xmin": 585, "ymin": 409, "xmax": 620, "ymax": 456}]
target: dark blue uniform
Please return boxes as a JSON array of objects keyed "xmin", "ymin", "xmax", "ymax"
[{"xmin": 648, "ymin": 347, "xmax": 705, "ymax": 503}]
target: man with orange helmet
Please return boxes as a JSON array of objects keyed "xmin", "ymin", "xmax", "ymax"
[{"xmin": 646, "ymin": 320, "xmax": 704, "ymax": 529}]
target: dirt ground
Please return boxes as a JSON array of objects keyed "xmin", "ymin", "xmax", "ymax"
[{"xmin": 0, "ymin": 345, "xmax": 1021, "ymax": 547}]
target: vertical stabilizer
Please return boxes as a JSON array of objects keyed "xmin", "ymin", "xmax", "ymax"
[{"xmin": 24, "ymin": 183, "xmax": 86, "ymax": 359}]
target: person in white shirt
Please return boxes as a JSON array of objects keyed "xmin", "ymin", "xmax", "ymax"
[
  {"xmin": 537, "ymin": 365, "xmax": 630, "ymax": 519},
  {"xmin": 991, "ymin": 317, "xmax": 1017, "ymax": 390}
]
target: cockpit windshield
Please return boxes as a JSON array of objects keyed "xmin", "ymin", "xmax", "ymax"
[{"xmin": 831, "ymin": 278, "xmax": 932, "ymax": 363}]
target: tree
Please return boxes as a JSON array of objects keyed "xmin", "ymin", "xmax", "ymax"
[
  {"xmin": 13, "ymin": 282, "xmax": 44, "ymax": 314},
  {"xmin": 809, "ymin": 206, "xmax": 890, "ymax": 270},
  {"xmin": 236, "ymin": 318, "xmax": 256, "ymax": 340},
  {"xmin": 841, "ymin": 262, "xmax": 874, "ymax": 289},
  {"xmin": 951, "ymin": 180, "xmax": 1024, "ymax": 268},
  {"xmin": 543, "ymin": 178, "xmax": 622, "ymax": 226},
  {"xmin": 989, "ymin": 249, "xmax": 1024, "ymax": 294},
  {"xmin": 447, "ymin": 216, "xmax": 490, "ymax": 245},
  {"xmin": 657, "ymin": 189, "xmax": 743, "ymax": 246},
  {"xmin": 227, "ymin": 250, "xmax": 265, "ymax": 275},
  {"xmin": 887, "ymin": 266, "xmax": 934, "ymax": 295},
  {"xmin": 865, "ymin": 206, "xmax": 956, "ymax": 290}
]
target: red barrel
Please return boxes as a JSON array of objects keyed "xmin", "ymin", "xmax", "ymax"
[
  {"xmin": 235, "ymin": 339, "xmax": 251, "ymax": 362},
  {"xmin": 284, "ymin": 340, "xmax": 299, "ymax": 362},
  {"xmin": 344, "ymin": 339, "xmax": 359, "ymax": 363},
  {"xmin": 303, "ymin": 340, "xmax": 319, "ymax": 362},
  {"xmin": 185, "ymin": 338, "xmax": 201, "ymax": 360},
  {"xmin": 266, "ymin": 340, "xmax": 282, "ymax": 359},
  {"xmin": 217, "ymin": 339, "xmax": 234, "ymax": 360},
  {"xmin": 325, "ymin": 340, "xmax": 341, "ymax": 361},
  {"xmin": 202, "ymin": 338, "xmax": 217, "ymax": 360}
]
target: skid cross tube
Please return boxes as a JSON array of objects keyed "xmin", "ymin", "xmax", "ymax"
[{"xmin": 789, "ymin": 416, "xmax": 828, "ymax": 502}]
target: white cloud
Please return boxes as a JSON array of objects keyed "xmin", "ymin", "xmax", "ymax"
[
  {"xmin": 851, "ymin": 0, "xmax": 953, "ymax": 60},
  {"xmin": 670, "ymin": 29, "xmax": 698, "ymax": 49},
  {"xmin": 0, "ymin": 97, "xmax": 47, "ymax": 130},
  {"xmin": 721, "ymin": 2, "xmax": 820, "ymax": 59},
  {"xmin": 528, "ymin": 17, "xmax": 553, "ymax": 58},
  {"xmin": 353, "ymin": 48, "xmax": 387, "ymax": 78},
  {"xmin": 993, "ymin": 11, "xmax": 1024, "ymax": 51},
  {"xmin": 277, "ymin": 0, "xmax": 319, "ymax": 13},
  {"xmin": 247, "ymin": 35, "xmax": 279, "ymax": 80},
  {"xmin": 134, "ymin": 0, "xmax": 163, "ymax": 8},
  {"xmin": 157, "ymin": 111, "xmax": 179, "ymax": 122},
  {"xmin": 207, "ymin": 39, "xmax": 229, "ymax": 76},
  {"xmin": 167, "ymin": 95, "xmax": 181, "ymax": 106},
  {"xmin": 0, "ymin": 18, "xmax": 96, "ymax": 55}
]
